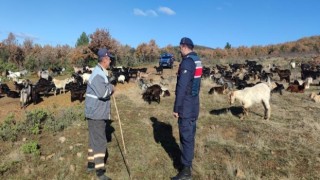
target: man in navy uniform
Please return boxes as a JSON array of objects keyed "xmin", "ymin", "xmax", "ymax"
[{"xmin": 172, "ymin": 37, "xmax": 203, "ymax": 180}]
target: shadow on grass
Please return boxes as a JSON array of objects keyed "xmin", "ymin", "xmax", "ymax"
[
  {"xmin": 150, "ymin": 117, "xmax": 182, "ymax": 170},
  {"xmin": 210, "ymin": 106, "xmax": 243, "ymax": 118},
  {"xmin": 104, "ymin": 119, "xmax": 115, "ymax": 163}
]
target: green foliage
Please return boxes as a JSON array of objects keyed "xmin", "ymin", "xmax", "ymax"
[
  {"xmin": 44, "ymin": 106, "xmax": 84, "ymax": 132},
  {"xmin": 75, "ymin": 32, "xmax": 89, "ymax": 47},
  {"xmin": 0, "ymin": 114, "xmax": 19, "ymax": 141},
  {"xmin": 21, "ymin": 141, "xmax": 40, "ymax": 156},
  {"xmin": 24, "ymin": 55, "xmax": 38, "ymax": 72},
  {"xmin": 0, "ymin": 60, "xmax": 18, "ymax": 72},
  {"xmin": 225, "ymin": 42, "xmax": 232, "ymax": 49},
  {"xmin": 24, "ymin": 109, "xmax": 51, "ymax": 135},
  {"xmin": 0, "ymin": 161, "xmax": 19, "ymax": 175}
]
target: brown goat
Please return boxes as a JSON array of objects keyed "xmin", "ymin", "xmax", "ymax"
[
  {"xmin": 286, "ymin": 82, "xmax": 306, "ymax": 93},
  {"xmin": 275, "ymin": 68, "xmax": 291, "ymax": 83},
  {"xmin": 208, "ymin": 84, "xmax": 227, "ymax": 95}
]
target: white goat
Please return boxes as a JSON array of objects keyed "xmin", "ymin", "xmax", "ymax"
[
  {"xmin": 290, "ymin": 61, "xmax": 296, "ymax": 69},
  {"xmin": 52, "ymin": 77, "xmax": 74, "ymax": 96},
  {"xmin": 81, "ymin": 73, "xmax": 91, "ymax": 84},
  {"xmin": 73, "ymin": 66, "xmax": 83, "ymax": 74},
  {"xmin": 117, "ymin": 75, "xmax": 126, "ymax": 84},
  {"xmin": 85, "ymin": 66, "xmax": 94, "ymax": 72},
  {"xmin": 38, "ymin": 70, "xmax": 50, "ymax": 80},
  {"xmin": 229, "ymin": 81, "xmax": 272, "ymax": 120},
  {"xmin": 7, "ymin": 71, "xmax": 21, "ymax": 80}
]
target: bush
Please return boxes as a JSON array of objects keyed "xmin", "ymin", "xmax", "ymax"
[
  {"xmin": 24, "ymin": 109, "xmax": 52, "ymax": 135},
  {"xmin": 44, "ymin": 105, "xmax": 85, "ymax": 132},
  {"xmin": 0, "ymin": 114, "xmax": 19, "ymax": 141},
  {"xmin": 21, "ymin": 141, "xmax": 40, "ymax": 156}
]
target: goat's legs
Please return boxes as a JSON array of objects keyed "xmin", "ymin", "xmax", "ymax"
[
  {"xmin": 240, "ymin": 107, "xmax": 248, "ymax": 120},
  {"xmin": 262, "ymin": 101, "xmax": 271, "ymax": 120}
]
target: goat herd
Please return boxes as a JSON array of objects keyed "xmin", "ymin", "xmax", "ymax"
[
  {"xmin": 204, "ymin": 59, "xmax": 320, "ymax": 120},
  {"xmin": 0, "ymin": 65, "xmax": 172, "ymax": 109},
  {"xmin": 1, "ymin": 60, "xmax": 320, "ymax": 121}
]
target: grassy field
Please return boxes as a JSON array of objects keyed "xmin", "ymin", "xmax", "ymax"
[{"xmin": 1, "ymin": 57, "xmax": 320, "ymax": 179}]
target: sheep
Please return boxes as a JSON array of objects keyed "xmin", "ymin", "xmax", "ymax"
[
  {"xmin": 52, "ymin": 77, "xmax": 75, "ymax": 96},
  {"xmin": 310, "ymin": 92, "xmax": 320, "ymax": 103},
  {"xmin": 229, "ymin": 81, "xmax": 271, "ymax": 120}
]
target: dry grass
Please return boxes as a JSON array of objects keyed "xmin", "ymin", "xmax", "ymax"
[{"xmin": 1, "ymin": 58, "xmax": 320, "ymax": 179}]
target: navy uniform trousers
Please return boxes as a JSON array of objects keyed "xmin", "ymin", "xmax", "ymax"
[{"xmin": 178, "ymin": 117, "xmax": 197, "ymax": 167}]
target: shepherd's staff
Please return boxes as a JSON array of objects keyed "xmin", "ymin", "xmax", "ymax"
[
  {"xmin": 112, "ymin": 95, "xmax": 127, "ymax": 154},
  {"xmin": 112, "ymin": 95, "xmax": 131, "ymax": 179}
]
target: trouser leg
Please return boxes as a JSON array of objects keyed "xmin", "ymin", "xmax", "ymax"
[
  {"xmin": 88, "ymin": 120, "xmax": 107, "ymax": 170},
  {"xmin": 178, "ymin": 118, "xmax": 197, "ymax": 167}
]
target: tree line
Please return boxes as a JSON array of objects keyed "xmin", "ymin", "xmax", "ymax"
[{"xmin": 0, "ymin": 28, "xmax": 319, "ymax": 72}]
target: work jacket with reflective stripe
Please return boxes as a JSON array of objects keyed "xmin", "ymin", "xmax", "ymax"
[{"xmin": 85, "ymin": 64, "xmax": 113, "ymax": 120}]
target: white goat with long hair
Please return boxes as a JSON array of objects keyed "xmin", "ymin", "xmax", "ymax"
[{"xmin": 229, "ymin": 79, "xmax": 272, "ymax": 120}]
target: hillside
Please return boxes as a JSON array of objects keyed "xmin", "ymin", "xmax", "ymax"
[{"xmin": 1, "ymin": 57, "xmax": 320, "ymax": 179}]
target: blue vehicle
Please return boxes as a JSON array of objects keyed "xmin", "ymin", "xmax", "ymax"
[{"xmin": 159, "ymin": 53, "xmax": 174, "ymax": 69}]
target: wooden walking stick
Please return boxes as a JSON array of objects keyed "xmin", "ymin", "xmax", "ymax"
[
  {"xmin": 112, "ymin": 95, "xmax": 127, "ymax": 154},
  {"xmin": 112, "ymin": 95, "xmax": 132, "ymax": 179}
]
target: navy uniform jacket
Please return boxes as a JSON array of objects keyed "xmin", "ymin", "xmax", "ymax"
[{"xmin": 173, "ymin": 52, "xmax": 202, "ymax": 119}]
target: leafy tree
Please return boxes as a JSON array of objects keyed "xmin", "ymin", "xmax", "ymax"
[
  {"xmin": 88, "ymin": 28, "xmax": 119, "ymax": 55},
  {"xmin": 135, "ymin": 40, "xmax": 159, "ymax": 63},
  {"xmin": 75, "ymin": 32, "xmax": 89, "ymax": 47},
  {"xmin": 225, "ymin": 42, "xmax": 231, "ymax": 49}
]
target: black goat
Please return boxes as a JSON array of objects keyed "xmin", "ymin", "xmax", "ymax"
[
  {"xmin": 70, "ymin": 83, "xmax": 87, "ymax": 102},
  {"xmin": 154, "ymin": 66, "xmax": 163, "ymax": 75},
  {"xmin": 271, "ymin": 82, "xmax": 285, "ymax": 95},
  {"xmin": 142, "ymin": 84, "xmax": 162, "ymax": 104}
]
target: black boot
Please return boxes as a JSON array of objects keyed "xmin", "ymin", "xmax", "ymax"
[
  {"xmin": 87, "ymin": 162, "xmax": 95, "ymax": 172},
  {"xmin": 171, "ymin": 166, "xmax": 192, "ymax": 180},
  {"xmin": 96, "ymin": 169, "xmax": 111, "ymax": 180}
]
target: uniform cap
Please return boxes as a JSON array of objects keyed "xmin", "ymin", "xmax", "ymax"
[{"xmin": 180, "ymin": 37, "xmax": 194, "ymax": 48}]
